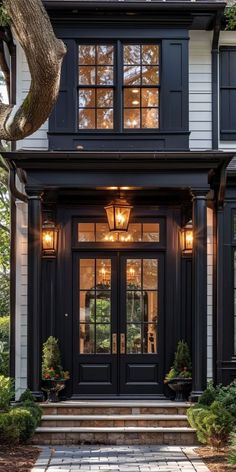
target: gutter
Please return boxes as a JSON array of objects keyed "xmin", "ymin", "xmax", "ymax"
[{"xmin": 212, "ymin": 10, "xmax": 224, "ymax": 149}]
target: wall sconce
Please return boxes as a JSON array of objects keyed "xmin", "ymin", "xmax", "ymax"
[
  {"xmin": 182, "ymin": 220, "xmax": 193, "ymax": 253},
  {"xmin": 104, "ymin": 197, "xmax": 133, "ymax": 232},
  {"xmin": 42, "ymin": 220, "xmax": 58, "ymax": 256}
]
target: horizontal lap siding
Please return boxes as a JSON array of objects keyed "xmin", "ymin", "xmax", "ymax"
[
  {"xmin": 15, "ymin": 197, "xmax": 28, "ymax": 399},
  {"xmin": 16, "ymin": 44, "xmax": 48, "ymax": 151},
  {"xmin": 189, "ymin": 31, "xmax": 212, "ymax": 150}
]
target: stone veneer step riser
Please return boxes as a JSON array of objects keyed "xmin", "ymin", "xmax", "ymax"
[
  {"xmin": 32, "ymin": 431, "xmax": 197, "ymax": 446},
  {"xmin": 41, "ymin": 419, "xmax": 189, "ymax": 427}
]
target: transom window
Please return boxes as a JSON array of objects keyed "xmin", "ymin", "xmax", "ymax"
[
  {"xmin": 78, "ymin": 42, "xmax": 160, "ymax": 131},
  {"xmin": 78, "ymin": 222, "xmax": 160, "ymax": 243}
]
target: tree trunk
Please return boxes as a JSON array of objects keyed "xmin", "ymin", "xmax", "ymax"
[{"xmin": 0, "ymin": 0, "xmax": 66, "ymax": 141}]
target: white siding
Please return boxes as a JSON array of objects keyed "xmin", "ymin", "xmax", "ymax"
[
  {"xmin": 207, "ymin": 207, "xmax": 213, "ymax": 381},
  {"xmin": 15, "ymin": 195, "xmax": 28, "ymax": 400},
  {"xmin": 16, "ymin": 43, "xmax": 48, "ymax": 151},
  {"xmin": 189, "ymin": 31, "xmax": 212, "ymax": 150}
]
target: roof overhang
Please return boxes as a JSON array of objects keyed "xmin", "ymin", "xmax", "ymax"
[
  {"xmin": 3, "ymin": 150, "xmax": 234, "ymax": 206},
  {"xmin": 43, "ymin": 0, "xmax": 226, "ymax": 30}
]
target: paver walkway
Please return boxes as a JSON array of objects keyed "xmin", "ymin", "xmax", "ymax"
[{"xmin": 32, "ymin": 445, "xmax": 210, "ymax": 472}]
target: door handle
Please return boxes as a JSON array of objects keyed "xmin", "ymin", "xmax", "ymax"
[
  {"xmin": 120, "ymin": 333, "xmax": 125, "ymax": 354},
  {"xmin": 112, "ymin": 333, "xmax": 117, "ymax": 354}
]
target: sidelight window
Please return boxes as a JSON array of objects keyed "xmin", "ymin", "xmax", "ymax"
[{"xmin": 78, "ymin": 42, "xmax": 160, "ymax": 131}]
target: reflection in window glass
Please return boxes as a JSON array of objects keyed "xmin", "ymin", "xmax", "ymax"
[
  {"xmin": 79, "ymin": 258, "xmax": 112, "ymax": 354},
  {"xmin": 233, "ymin": 214, "xmax": 236, "ymax": 241},
  {"xmin": 78, "ymin": 44, "xmax": 114, "ymax": 129},
  {"xmin": 125, "ymin": 258, "xmax": 159, "ymax": 354},
  {"xmin": 78, "ymin": 222, "xmax": 160, "ymax": 243},
  {"xmin": 123, "ymin": 44, "xmax": 160, "ymax": 129}
]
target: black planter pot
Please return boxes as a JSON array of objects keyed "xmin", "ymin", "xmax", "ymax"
[
  {"xmin": 167, "ymin": 378, "xmax": 192, "ymax": 402},
  {"xmin": 42, "ymin": 379, "xmax": 66, "ymax": 403}
]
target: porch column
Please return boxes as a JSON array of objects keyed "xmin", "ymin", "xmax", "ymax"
[
  {"xmin": 191, "ymin": 191, "xmax": 208, "ymax": 401},
  {"xmin": 27, "ymin": 191, "xmax": 43, "ymax": 399}
]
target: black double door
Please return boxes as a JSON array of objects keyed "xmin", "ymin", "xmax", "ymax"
[{"xmin": 73, "ymin": 251, "xmax": 164, "ymax": 396}]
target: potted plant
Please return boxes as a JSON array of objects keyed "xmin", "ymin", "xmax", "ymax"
[
  {"xmin": 164, "ymin": 340, "xmax": 192, "ymax": 402},
  {"xmin": 41, "ymin": 336, "xmax": 70, "ymax": 402}
]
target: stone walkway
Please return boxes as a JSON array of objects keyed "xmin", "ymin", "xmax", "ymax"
[{"xmin": 32, "ymin": 445, "xmax": 210, "ymax": 472}]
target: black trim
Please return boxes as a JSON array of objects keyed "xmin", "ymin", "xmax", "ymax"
[{"xmin": 220, "ymin": 47, "xmax": 236, "ymax": 142}]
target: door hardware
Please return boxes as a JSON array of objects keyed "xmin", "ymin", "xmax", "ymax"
[
  {"xmin": 112, "ymin": 333, "xmax": 117, "ymax": 354},
  {"xmin": 120, "ymin": 333, "xmax": 125, "ymax": 354}
]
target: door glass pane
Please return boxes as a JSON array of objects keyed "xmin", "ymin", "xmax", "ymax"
[
  {"xmin": 96, "ymin": 259, "xmax": 111, "ymax": 288},
  {"xmin": 143, "ymin": 259, "xmax": 158, "ymax": 290},
  {"xmin": 127, "ymin": 291, "xmax": 142, "ymax": 322},
  {"xmin": 127, "ymin": 324, "xmax": 142, "ymax": 354},
  {"xmin": 144, "ymin": 291, "xmax": 158, "ymax": 323},
  {"xmin": 125, "ymin": 258, "xmax": 159, "ymax": 354},
  {"xmin": 79, "ymin": 258, "xmax": 112, "ymax": 355},
  {"xmin": 96, "ymin": 324, "xmax": 111, "ymax": 353},
  {"xmin": 80, "ymin": 324, "xmax": 95, "ymax": 354},
  {"xmin": 143, "ymin": 325, "xmax": 157, "ymax": 354},
  {"xmin": 80, "ymin": 291, "xmax": 95, "ymax": 323},
  {"xmin": 96, "ymin": 292, "xmax": 111, "ymax": 323},
  {"xmin": 80, "ymin": 259, "xmax": 95, "ymax": 289}
]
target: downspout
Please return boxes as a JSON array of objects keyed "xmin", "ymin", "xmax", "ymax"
[{"xmin": 212, "ymin": 10, "xmax": 223, "ymax": 149}]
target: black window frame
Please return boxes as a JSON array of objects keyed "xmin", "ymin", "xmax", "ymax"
[
  {"xmin": 77, "ymin": 39, "xmax": 161, "ymax": 134},
  {"xmin": 220, "ymin": 46, "xmax": 236, "ymax": 141}
]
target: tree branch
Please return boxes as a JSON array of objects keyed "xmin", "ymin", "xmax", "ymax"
[
  {"xmin": 0, "ymin": 0, "xmax": 66, "ymax": 141},
  {"xmin": 0, "ymin": 222, "xmax": 10, "ymax": 233}
]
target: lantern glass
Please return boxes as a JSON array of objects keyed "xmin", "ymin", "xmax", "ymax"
[
  {"xmin": 105, "ymin": 199, "xmax": 133, "ymax": 232},
  {"xmin": 42, "ymin": 230, "xmax": 54, "ymax": 250},
  {"xmin": 42, "ymin": 221, "xmax": 58, "ymax": 254},
  {"xmin": 185, "ymin": 230, "xmax": 193, "ymax": 250}
]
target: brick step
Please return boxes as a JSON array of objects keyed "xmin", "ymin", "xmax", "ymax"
[
  {"xmin": 33, "ymin": 426, "xmax": 197, "ymax": 446},
  {"xmin": 41, "ymin": 414, "xmax": 189, "ymax": 428},
  {"xmin": 41, "ymin": 401, "xmax": 190, "ymax": 416}
]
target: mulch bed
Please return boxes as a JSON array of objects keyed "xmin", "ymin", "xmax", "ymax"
[
  {"xmin": 197, "ymin": 447, "xmax": 236, "ymax": 472},
  {"xmin": 0, "ymin": 446, "xmax": 40, "ymax": 472}
]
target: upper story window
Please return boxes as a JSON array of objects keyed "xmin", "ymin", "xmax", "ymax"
[
  {"xmin": 220, "ymin": 47, "xmax": 236, "ymax": 141},
  {"xmin": 78, "ymin": 42, "xmax": 160, "ymax": 131}
]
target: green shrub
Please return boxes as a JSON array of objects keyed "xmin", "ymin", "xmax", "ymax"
[
  {"xmin": 188, "ymin": 401, "xmax": 234, "ymax": 448},
  {"xmin": 0, "ymin": 412, "xmax": 20, "ymax": 444},
  {"xmin": 0, "ymin": 375, "xmax": 14, "ymax": 411},
  {"xmin": 0, "ymin": 316, "xmax": 9, "ymax": 376},
  {"xmin": 19, "ymin": 388, "xmax": 35, "ymax": 403},
  {"xmin": 21, "ymin": 400, "xmax": 42, "ymax": 425},
  {"xmin": 228, "ymin": 432, "xmax": 236, "ymax": 465},
  {"xmin": 216, "ymin": 380, "xmax": 236, "ymax": 418},
  {"xmin": 198, "ymin": 381, "xmax": 218, "ymax": 407},
  {"xmin": 9, "ymin": 408, "xmax": 37, "ymax": 442}
]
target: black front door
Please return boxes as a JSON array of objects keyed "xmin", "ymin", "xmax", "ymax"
[{"xmin": 73, "ymin": 251, "xmax": 164, "ymax": 396}]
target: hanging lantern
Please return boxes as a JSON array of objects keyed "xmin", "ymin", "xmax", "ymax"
[
  {"xmin": 182, "ymin": 220, "xmax": 193, "ymax": 252},
  {"xmin": 105, "ymin": 198, "xmax": 133, "ymax": 232},
  {"xmin": 42, "ymin": 220, "xmax": 58, "ymax": 255}
]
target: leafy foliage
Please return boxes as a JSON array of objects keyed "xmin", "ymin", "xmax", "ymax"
[
  {"xmin": 0, "ymin": 2, "xmax": 10, "ymax": 27},
  {"xmin": 0, "ymin": 375, "xmax": 13, "ymax": 411},
  {"xmin": 187, "ymin": 401, "xmax": 234, "ymax": 449},
  {"xmin": 0, "ymin": 383, "xmax": 42, "ymax": 444},
  {"xmin": 164, "ymin": 340, "xmax": 192, "ymax": 383},
  {"xmin": 225, "ymin": 5, "xmax": 236, "ymax": 31},
  {"xmin": 198, "ymin": 381, "xmax": 218, "ymax": 407},
  {"xmin": 228, "ymin": 433, "xmax": 236, "ymax": 465},
  {"xmin": 0, "ymin": 316, "xmax": 9, "ymax": 375},
  {"xmin": 0, "ymin": 160, "xmax": 10, "ymax": 318}
]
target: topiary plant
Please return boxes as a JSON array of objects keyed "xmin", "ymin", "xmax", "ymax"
[
  {"xmin": 164, "ymin": 340, "xmax": 192, "ymax": 383},
  {"xmin": 41, "ymin": 336, "xmax": 69, "ymax": 402}
]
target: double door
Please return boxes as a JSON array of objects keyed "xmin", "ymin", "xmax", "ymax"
[{"xmin": 73, "ymin": 251, "xmax": 164, "ymax": 396}]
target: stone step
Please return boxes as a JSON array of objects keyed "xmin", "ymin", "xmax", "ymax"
[
  {"xmin": 41, "ymin": 401, "xmax": 191, "ymax": 416},
  {"xmin": 41, "ymin": 414, "xmax": 189, "ymax": 428},
  {"xmin": 33, "ymin": 426, "xmax": 197, "ymax": 446}
]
